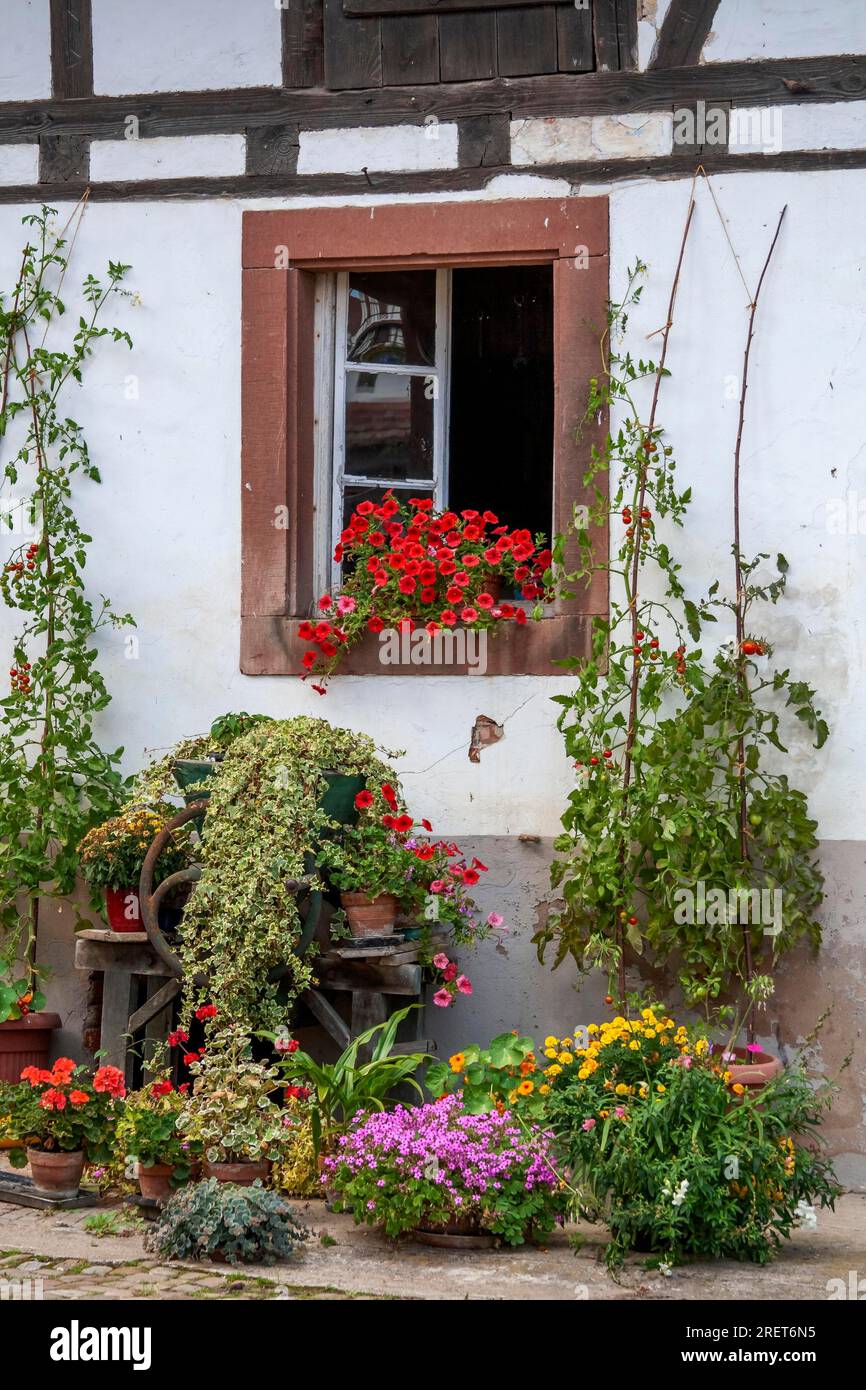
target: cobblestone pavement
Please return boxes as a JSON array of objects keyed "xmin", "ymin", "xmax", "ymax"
[
  {"xmin": 0, "ymin": 1249, "xmax": 380, "ymax": 1301},
  {"xmin": 1, "ymin": 1192, "xmax": 864, "ymax": 1301}
]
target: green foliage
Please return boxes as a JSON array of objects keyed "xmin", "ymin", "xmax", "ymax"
[
  {"xmin": 177, "ymin": 1025, "xmax": 287, "ymax": 1166},
  {"xmin": 317, "ymin": 802, "xmax": 415, "ymax": 899},
  {"xmin": 143, "ymin": 1178, "xmax": 308, "ymax": 1265},
  {"xmin": 208, "ymin": 711, "xmax": 273, "ymax": 748},
  {"xmin": 0, "ymin": 205, "xmax": 134, "ymax": 1015},
  {"xmin": 267, "ymin": 1004, "xmax": 430, "ymax": 1156},
  {"xmin": 115, "ymin": 1078, "xmax": 199, "ymax": 1176},
  {"xmin": 536, "ymin": 264, "xmax": 826, "ymax": 1008},
  {"xmin": 176, "ymin": 716, "xmax": 402, "ymax": 1031},
  {"xmin": 426, "ymin": 1031, "xmax": 547, "ymax": 1118},
  {"xmin": 547, "ymin": 1051, "xmax": 840, "ymax": 1268}
]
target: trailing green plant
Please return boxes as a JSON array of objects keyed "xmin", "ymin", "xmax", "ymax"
[
  {"xmin": 266, "ymin": 1005, "xmax": 430, "ymax": 1157},
  {"xmin": 0, "ymin": 203, "xmax": 134, "ymax": 1018},
  {"xmin": 175, "ymin": 717, "xmax": 402, "ymax": 1031},
  {"xmin": 536, "ymin": 207, "xmax": 826, "ymax": 1018},
  {"xmin": 143, "ymin": 1177, "xmax": 308, "ymax": 1265},
  {"xmin": 176, "ymin": 1024, "xmax": 287, "ymax": 1166}
]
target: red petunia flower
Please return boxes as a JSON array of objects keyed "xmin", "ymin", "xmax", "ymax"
[
  {"xmin": 461, "ymin": 607, "xmax": 479, "ymax": 624},
  {"xmin": 395, "ymin": 814, "xmax": 414, "ymax": 833},
  {"xmin": 398, "ymin": 576, "xmax": 416, "ymax": 595},
  {"xmin": 318, "ymin": 594, "xmax": 332, "ymax": 610},
  {"xmin": 381, "ymin": 783, "xmax": 398, "ymax": 808},
  {"xmin": 367, "ymin": 615, "xmax": 385, "ymax": 633},
  {"xmin": 476, "ymin": 592, "xmax": 494, "ymax": 609},
  {"xmin": 354, "ymin": 789, "xmax": 374, "ymax": 810}
]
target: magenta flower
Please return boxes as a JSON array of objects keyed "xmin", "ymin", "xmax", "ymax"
[
  {"xmin": 433, "ymin": 988, "xmax": 453, "ymax": 1008},
  {"xmin": 456, "ymin": 975, "xmax": 472, "ymax": 995},
  {"xmin": 614, "ymin": 1106, "xmax": 626, "ymax": 1118},
  {"xmin": 746, "ymin": 1042, "xmax": 763, "ymax": 1054},
  {"xmin": 486, "ymin": 912, "xmax": 505, "ymax": 928},
  {"xmin": 336, "ymin": 595, "xmax": 357, "ymax": 615},
  {"xmin": 582, "ymin": 1117, "xmax": 596, "ymax": 1132},
  {"xmin": 432, "ymin": 952, "xmax": 450, "ymax": 970}
]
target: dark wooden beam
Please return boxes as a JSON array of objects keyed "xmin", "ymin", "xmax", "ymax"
[
  {"xmin": 0, "ymin": 54, "xmax": 864, "ymax": 141},
  {"xmin": 49, "ymin": 0, "xmax": 93, "ymax": 99},
  {"xmin": 4, "ymin": 143, "xmax": 866, "ymax": 205},
  {"xmin": 282, "ymin": 0, "xmax": 324, "ymax": 88},
  {"xmin": 346, "ymin": 0, "xmax": 561, "ymax": 10},
  {"xmin": 650, "ymin": 0, "xmax": 722, "ymax": 69}
]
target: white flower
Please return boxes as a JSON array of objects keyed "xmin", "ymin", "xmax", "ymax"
[
  {"xmin": 657, "ymin": 1259, "xmax": 673, "ymax": 1277},
  {"xmin": 794, "ymin": 1199, "xmax": 817, "ymax": 1230}
]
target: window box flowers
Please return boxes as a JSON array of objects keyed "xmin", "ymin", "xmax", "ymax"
[
  {"xmin": 323, "ymin": 1094, "xmax": 564, "ymax": 1247},
  {"xmin": 299, "ymin": 493, "xmax": 552, "ymax": 689},
  {"xmin": 2, "ymin": 1057, "xmax": 126, "ymax": 1198}
]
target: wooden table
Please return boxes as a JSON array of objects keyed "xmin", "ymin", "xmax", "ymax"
[
  {"xmin": 74, "ymin": 930, "xmax": 179, "ymax": 1078},
  {"xmin": 74, "ymin": 930, "xmax": 438, "ymax": 1072}
]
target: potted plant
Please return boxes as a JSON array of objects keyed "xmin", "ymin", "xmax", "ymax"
[
  {"xmin": 78, "ymin": 805, "xmax": 194, "ymax": 932},
  {"xmin": 267, "ymin": 1005, "xmax": 430, "ymax": 1160},
  {"xmin": 116, "ymin": 1076, "xmax": 199, "ymax": 1201},
  {"xmin": 0, "ymin": 973, "xmax": 60, "ymax": 1086},
  {"xmin": 536, "ymin": 244, "xmax": 826, "ymax": 1063},
  {"xmin": 324, "ymin": 1094, "xmax": 563, "ymax": 1247},
  {"xmin": 298, "ymin": 492, "xmax": 553, "ymax": 691},
  {"xmin": 177, "ymin": 1025, "xmax": 286, "ymax": 1184},
  {"xmin": 2, "ymin": 1057, "xmax": 125, "ymax": 1198},
  {"xmin": 144, "ymin": 1178, "xmax": 308, "ymax": 1265},
  {"xmin": 539, "ymin": 1009, "xmax": 841, "ymax": 1268},
  {"xmin": 317, "ymin": 790, "xmax": 419, "ymax": 936}
]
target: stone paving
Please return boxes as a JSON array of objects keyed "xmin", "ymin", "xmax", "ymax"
[{"xmin": 1, "ymin": 1192, "xmax": 864, "ymax": 1301}]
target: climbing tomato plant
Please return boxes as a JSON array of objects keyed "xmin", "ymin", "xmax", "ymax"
[
  {"xmin": 0, "ymin": 204, "xmax": 134, "ymax": 1017},
  {"xmin": 535, "ymin": 234, "xmax": 827, "ymax": 1022}
]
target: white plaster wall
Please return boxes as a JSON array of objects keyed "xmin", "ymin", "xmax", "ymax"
[
  {"xmin": 297, "ymin": 125, "xmax": 460, "ymax": 176},
  {"xmin": 706, "ymin": 0, "xmax": 866, "ymax": 62},
  {"xmin": 0, "ymin": 0, "xmax": 51, "ymax": 102},
  {"xmin": 0, "ymin": 168, "xmax": 864, "ymax": 847},
  {"xmin": 91, "ymin": 0, "xmax": 282, "ymax": 94},
  {"xmin": 90, "ymin": 134, "xmax": 247, "ymax": 181}
]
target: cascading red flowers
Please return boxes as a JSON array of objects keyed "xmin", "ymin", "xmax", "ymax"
[{"xmin": 298, "ymin": 493, "xmax": 553, "ymax": 690}]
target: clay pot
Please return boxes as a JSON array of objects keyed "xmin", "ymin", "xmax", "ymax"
[
  {"xmin": 413, "ymin": 1220, "xmax": 497, "ymax": 1250},
  {"xmin": 137, "ymin": 1162, "xmax": 176, "ymax": 1202},
  {"xmin": 105, "ymin": 886, "xmax": 143, "ymax": 933},
  {"xmin": 204, "ymin": 1159, "xmax": 271, "ymax": 1186},
  {"xmin": 341, "ymin": 891, "xmax": 397, "ymax": 938},
  {"xmin": 0, "ymin": 1012, "xmax": 61, "ymax": 1085},
  {"xmin": 726, "ymin": 1047, "xmax": 783, "ymax": 1091},
  {"xmin": 27, "ymin": 1146, "xmax": 85, "ymax": 1199}
]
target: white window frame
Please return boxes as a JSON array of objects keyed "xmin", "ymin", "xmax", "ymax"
[{"xmin": 326, "ymin": 268, "xmax": 451, "ymax": 589}]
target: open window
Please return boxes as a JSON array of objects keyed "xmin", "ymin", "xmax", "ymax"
[{"xmin": 241, "ymin": 198, "xmax": 609, "ymax": 676}]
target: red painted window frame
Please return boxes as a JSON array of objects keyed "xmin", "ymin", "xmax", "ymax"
[{"xmin": 240, "ymin": 197, "xmax": 609, "ymax": 676}]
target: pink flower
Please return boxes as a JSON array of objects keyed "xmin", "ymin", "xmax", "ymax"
[
  {"xmin": 429, "ymin": 879, "xmax": 446, "ymax": 894},
  {"xmin": 433, "ymin": 988, "xmax": 453, "ymax": 1008},
  {"xmin": 679, "ymin": 1054, "xmax": 692, "ymax": 1069},
  {"xmin": 336, "ymin": 595, "xmax": 356, "ymax": 615},
  {"xmin": 443, "ymin": 962, "xmax": 458, "ymax": 983},
  {"xmin": 456, "ymin": 975, "xmax": 472, "ymax": 995},
  {"xmin": 486, "ymin": 912, "xmax": 505, "ymax": 928},
  {"xmin": 432, "ymin": 952, "xmax": 450, "ymax": 970},
  {"xmin": 746, "ymin": 1042, "xmax": 763, "ymax": 1054},
  {"xmin": 614, "ymin": 1106, "xmax": 626, "ymax": 1118},
  {"xmin": 582, "ymin": 1117, "xmax": 596, "ymax": 1132}
]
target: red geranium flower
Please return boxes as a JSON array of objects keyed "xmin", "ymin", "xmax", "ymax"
[
  {"xmin": 39, "ymin": 1088, "xmax": 67, "ymax": 1111},
  {"xmin": 168, "ymin": 1029, "xmax": 189, "ymax": 1048},
  {"xmin": 195, "ymin": 1003, "xmax": 218, "ymax": 1021},
  {"xmin": 69, "ymin": 1090, "xmax": 91, "ymax": 1106},
  {"xmin": 149, "ymin": 1080, "xmax": 173, "ymax": 1098},
  {"xmin": 93, "ymin": 1064, "xmax": 126, "ymax": 1098}
]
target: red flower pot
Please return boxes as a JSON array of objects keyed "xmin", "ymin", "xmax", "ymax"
[
  {"xmin": 105, "ymin": 886, "xmax": 142, "ymax": 932},
  {"xmin": 0, "ymin": 1012, "xmax": 61, "ymax": 1085},
  {"xmin": 137, "ymin": 1162, "xmax": 176, "ymax": 1202},
  {"xmin": 27, "ymin": 1147, "xmax": 85, "ymax": 1200},
  {"xmin": 726, "ymin": 1047, "xmax": 783, "ymax": 1091},
  {"xmin": 204, "ymin": 1159, "xmax": 271, "ymax": 1186},
  {"xmin": 341, "ymin": 892, "xmax": 397, "ymax": 938}
]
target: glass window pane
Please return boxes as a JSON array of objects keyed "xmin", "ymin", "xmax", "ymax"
[
  {"xmin": 346, "ymin": 270, "xmax": 435, "ymax": 368},
  {"xmin": 344, "ymin": 371, "xmax": 433, "ymax": 481}
]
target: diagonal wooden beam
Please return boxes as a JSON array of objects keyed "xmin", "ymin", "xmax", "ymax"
[
  {"xmin": 127, "ymin": 978, "xmax": 181, "ymax": 1034},
  {"xmin": 649, "ymin": 0, "xmax": 722, "ymax": 69}
]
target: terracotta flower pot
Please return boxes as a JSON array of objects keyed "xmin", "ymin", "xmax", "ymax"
[
  {"xmin": 27, "ymin": 1146, "xmax": 85, "ymax": 1200},
  {"xmin": 725, "ymin": 1047, "xmax": 783, "ymax": 1091},
  {"xmin": 105, "ymin": 886, "xmax": 143, "ymax": 933},
  {"xmin": 341, "ymin": 891, "xmax": 397, "ymax": 938},
  {"xmin": 0, "ymin": 1012, "xmax": 61, "ymax": 1085},
  {"xmin": 137, "ymin": 1162, "xmax": 176, "ymax": 1202},
  {"xmin": 204, "ymin": 1159, "xmax": 271, "ymax": 1186}
]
